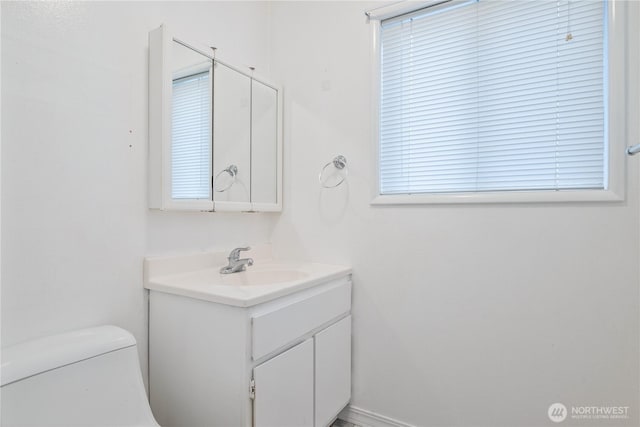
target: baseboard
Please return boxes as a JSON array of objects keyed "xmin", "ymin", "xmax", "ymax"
[{"xmin": 338, "ymin": 405, "xmax": 417, "ymax": 427}]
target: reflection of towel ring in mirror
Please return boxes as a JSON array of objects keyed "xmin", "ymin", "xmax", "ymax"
[
  {"xmin": 214, "ymin": 165, "xmax": 238, "ymax": 192},
  {"xmin": 319, "ymin": 155, "xmax": 348, "ymax": 188}
]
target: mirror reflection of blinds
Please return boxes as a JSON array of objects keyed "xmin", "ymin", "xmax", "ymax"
[
  {"xmin": 379, "ymin": 0, "xmax": 606, "ymax": 195},
  {"xmin": 172, "ymin": 72, "xmax": 211, "ymax": 199}
]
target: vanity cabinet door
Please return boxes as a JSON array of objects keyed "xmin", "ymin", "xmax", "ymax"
[
  {"xmin": 315, "ymin": 315, "xmax": 352, "ymax": 427},
  {"xmin": 253, "ymin": 339, "xmax": 314, "ymax": 427}
]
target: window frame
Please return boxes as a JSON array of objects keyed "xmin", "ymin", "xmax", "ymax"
[{"xmin": 369, "ymin": 0, "xmax": 627, "ymax": 205}]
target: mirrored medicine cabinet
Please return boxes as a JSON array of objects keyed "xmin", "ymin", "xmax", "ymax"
[{"xmin": 148, "ymin": 25, "xmax": 282, "ymax": 212}]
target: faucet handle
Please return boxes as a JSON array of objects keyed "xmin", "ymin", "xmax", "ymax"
[{"xmin": 229, "ymin": 246, "xmax": 251, "ymax": 260}]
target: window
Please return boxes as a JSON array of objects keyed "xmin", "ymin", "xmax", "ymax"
[
  {"xmin": 374, "ymin": 0, "xmax": 622, "ymax": 203},
  {"xmin": 171, "ymin": 71, "xmax": 211, "ymax": 200}
]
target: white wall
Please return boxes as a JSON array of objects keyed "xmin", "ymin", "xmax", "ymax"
[
  {"xmin": 1, "ymin": 1, "xmax": 276, "ymax": 384},
  {"xmin": 268, "ymin": 2, "xmax": 640, "ymax": 426},
  {"xmin": 3, "ymin": 2, "xmax": 639, "ymax": 426}
]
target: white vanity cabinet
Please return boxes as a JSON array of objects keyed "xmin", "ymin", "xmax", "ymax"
[{"xmin": 148, "ymin": 274, "xmax": 352, "ymax": 427}]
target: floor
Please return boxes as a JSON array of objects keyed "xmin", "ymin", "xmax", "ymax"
[{"xmin": 331, "ymin": 419, "xmax": 356, "ymax": 427}]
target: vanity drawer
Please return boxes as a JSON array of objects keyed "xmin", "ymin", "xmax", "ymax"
[{"xmin": 251, "ymin": 279, "xmax": 351, "ymax": 360}]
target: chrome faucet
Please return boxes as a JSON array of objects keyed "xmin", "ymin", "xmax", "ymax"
[{"xmin": 220, "ymin": 247, "xmax": 254, "ymax": 274}]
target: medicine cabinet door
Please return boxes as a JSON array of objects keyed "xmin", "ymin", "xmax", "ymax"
[
  {"xmin": 251, "ymin": 80, "xmax": 280, "ymax": 210},
  {"xmin": 170, "ymin": 41, "xmax": 213, "ymax": 206},
  {"xmin": 149, "ymin": 26, "xmax": 214, "ymax": 211},
  {"xmin": 212, "ymin": 62, "xmax": 252, "ymax": 211}
]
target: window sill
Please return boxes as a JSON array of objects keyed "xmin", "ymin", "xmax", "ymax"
[{"xmin": 370, "ymin": 189, "xmax": 624, "ymax": 205}]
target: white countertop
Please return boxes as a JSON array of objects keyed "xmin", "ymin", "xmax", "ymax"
[{"xmin": 144, "ymin": 247, "xmax": 351, "ymax": 307}]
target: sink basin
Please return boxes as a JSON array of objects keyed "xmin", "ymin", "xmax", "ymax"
[
  {"xmin": 144, "ymin": 246, "xmax": 351, "ymax": 306},
  {"xmin": 220, "ymin": 268, "xmax": 309, "ymax": 286}
]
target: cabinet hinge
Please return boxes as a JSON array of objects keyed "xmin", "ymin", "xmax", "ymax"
[{"xmin": 249, "ymin": 379, "xmax": 256, "ymax": 400}]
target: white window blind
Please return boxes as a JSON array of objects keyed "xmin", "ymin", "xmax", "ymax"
[
  {"xmin": 172, "ymin": 71, "xmax": 211, "ymax": 199},
  {"xmin": 379, "ymin": 0, "xmax": 607, "ymax": 195}
]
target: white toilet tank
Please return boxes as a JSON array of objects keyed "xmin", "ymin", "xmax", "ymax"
[{"xmin": 1, "ymin": 325, "xmax": 160, "ymax": 427}]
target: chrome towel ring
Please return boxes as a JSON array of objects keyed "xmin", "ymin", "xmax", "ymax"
[
  {"xmin": 627, "ymin": 144, "xmax": 640, "ymax": 156},
  {"xmin": 319, "ymin": 155, "xmax": 348, "ymax": 188},
  {"xmin": 214, "ymin": 164, "xmax": 238, "ymax": 192}
]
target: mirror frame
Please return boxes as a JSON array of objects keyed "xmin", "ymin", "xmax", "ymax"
[{"xmin": 148, "ymin": 24, "xmax": 283, "ymax": 212}]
